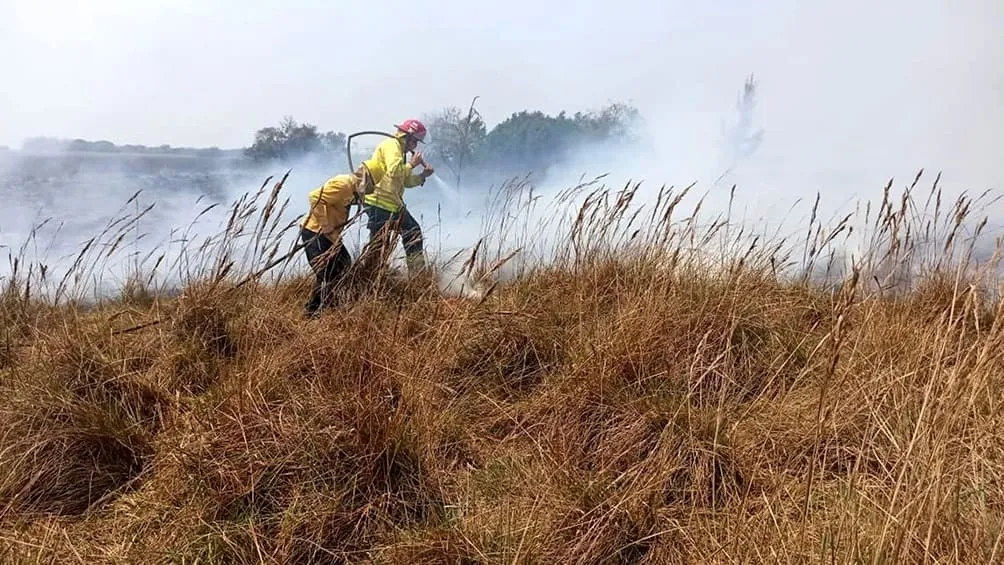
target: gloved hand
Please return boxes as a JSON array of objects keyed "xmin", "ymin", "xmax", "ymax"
[{"xmin": 409, "ymin": 151, "xmax": 425, "ymax": 168}]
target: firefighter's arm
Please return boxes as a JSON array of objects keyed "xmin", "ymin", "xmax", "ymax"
[
  {"xmin": 383, "ymin": 152, "xmax": 423, "ymax": 188},
  {"xmin": 316, "ymin": 186, "xmax": 345, "ymax": 234},
  {"xmin": 404, "ymin": 165, "xmax": 426, "ymax": 188},
  {"xmin": 304, "ymin": 191, "xmax": 327, "ymax": 233},
  {"xmin": 316, "ymin": 201, "xmax": 335, "ymax": 234},
  {"xmin": 403, "ymin": 152, "xmax": 431, "ymax": 188}
]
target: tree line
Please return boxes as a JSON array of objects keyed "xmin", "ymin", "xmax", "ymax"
[
  {"xmin": 419, "ymin": 99, "xmax": 641, "ymax": 187},
  {"xmin": 15, "ymin": 76, "xmax": 763, "ymax": 189},
  {"xmin": 244, "ymin": 100, "xmax": 643, "ymax": 187},
  {"xmin": 242, "ymin": 76, "xmax": 763, "ymax": 188},
  {"xmin": 17, "ymin": 101, "xmax": 641, "ymax": 188},
  {"xmin": 20, "ymin": 137, "xmax": 242, "ymax": 158}
]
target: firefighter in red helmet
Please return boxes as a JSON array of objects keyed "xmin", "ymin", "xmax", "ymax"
[{"xmin": 358, "ymin": 119, "xmax": 435, "ymax": 278}]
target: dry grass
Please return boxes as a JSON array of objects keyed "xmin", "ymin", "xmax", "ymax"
[{"xmin": 1, "ymin": 171, "xmax": 1002, "ymax": 564}]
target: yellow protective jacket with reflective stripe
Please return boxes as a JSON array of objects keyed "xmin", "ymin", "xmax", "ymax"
[
  {"xmin": 361, "ymin": 133, "xmax": 425, "ymax": 213},
  {"xmin": 301, "ymin": 173, "xmax": 359, "ymax": 244}
]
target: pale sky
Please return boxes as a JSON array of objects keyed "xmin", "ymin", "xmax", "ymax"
[{"xmin": 2, "ymin": 0, "xmax": 1003, "ymax": 189}]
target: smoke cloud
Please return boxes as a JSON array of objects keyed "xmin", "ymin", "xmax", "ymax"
[{"xmin": 2, "ymin": 0, "xmax": 1002, "ymax": 299}]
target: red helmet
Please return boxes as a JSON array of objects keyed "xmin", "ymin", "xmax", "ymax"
[{"xmin": 395, "ymin": 119, "xmax": 427, "ymax": 142}]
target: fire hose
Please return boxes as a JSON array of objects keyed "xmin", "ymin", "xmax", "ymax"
[
  {"xmin": 241, "ymin": 130, "xmax": 401, "ymax": 280},
  {"xmin": 227, "ymin": 130, "xmax": 415, "ymax": 282},
  {"xmin": 111, "ymin": 130, "xmax": 409, "ymax": 335}
]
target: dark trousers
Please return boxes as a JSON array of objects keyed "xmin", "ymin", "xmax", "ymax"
[
  {"xmin": 359, "ymin": 205, "xmax": 424, "ymax": 272},
  {"xmin": 301, "ymin": 227, "xmax": 351, "ymax": 315}
]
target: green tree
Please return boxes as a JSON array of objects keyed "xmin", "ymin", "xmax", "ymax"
[
  {"xmin": 574, "ymin": 102, "xmax": 642, "ymax": 144},
  {"xmin": 245, "ymin": 116, "xmax": 345, "ymax": 163},
  {"xmin": 320, "ymin": 131, "xmax": 347, "ymax": 155},
  {"xmin": 475, "ymin": 102, "xmax": 639, "ymax": 179}
]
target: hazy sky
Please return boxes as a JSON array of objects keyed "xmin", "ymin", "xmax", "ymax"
[
  {"xmin": 3, "ymin": 1, "xmax": 1000, "ymax": 153},
  {"xmin": 3, "ymin": 0, "xmax": 1004, "ymax": 211}
]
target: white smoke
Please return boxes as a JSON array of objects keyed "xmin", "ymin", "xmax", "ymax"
[{"xmin": 3, "ymin": 0, "xmax": 1002, "ymax": 301}]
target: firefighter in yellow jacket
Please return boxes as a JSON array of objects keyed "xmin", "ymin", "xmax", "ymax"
[
  {"xmin": 358, "ymin": 119, "xmax": 435, "ymax": 277},
  {"xmin": 299, "ymin": 164, "xmax": 376, "ymax": 317}
]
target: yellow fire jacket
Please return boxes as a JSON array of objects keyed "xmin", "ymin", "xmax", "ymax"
[
  {"xmin": 361, "ymin": 133, "xmax": 426, "ymax": 213},
  {"xmin": 301, "ymin": 173, "xmax": 359, "ymax": 244}
]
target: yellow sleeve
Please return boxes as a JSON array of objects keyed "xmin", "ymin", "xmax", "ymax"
[
  {"xmin": 374, "ymin": 138, "xmax": 426, "ymax": 190},
  {"xmin": 324, "ymin": 183, "xmax": 352, "ymax": 234},
  {"xmin": 306, "ymin": 190, "xmax": 329, "ymax": 231},
  {"xmin": 403, "ymin": 163, "xmax": 426, "ymax": 188}
]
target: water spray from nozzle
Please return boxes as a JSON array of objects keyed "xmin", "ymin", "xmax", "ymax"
[{"xmin": 427, "ymin": 171, "xmax": 460, "ymax": 200}]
